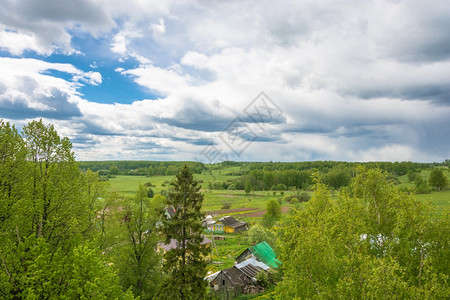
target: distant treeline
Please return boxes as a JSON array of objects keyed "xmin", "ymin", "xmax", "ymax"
[
  {"xmin": 212, "ymin": 160, "xmax": 448, "ymax": 191},
  {"xmin": 78, "ymin": 161, "xmax": 205, "ymax": 176}
]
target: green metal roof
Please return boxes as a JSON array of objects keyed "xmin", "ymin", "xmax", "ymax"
[{"xmin": 249, "ymin": 241, "xmax": 281, "ymax": 269}]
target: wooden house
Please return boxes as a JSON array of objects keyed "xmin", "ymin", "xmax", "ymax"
[
  {"xmin": 219, "ymin": 216, "xmax": 248, "ymax": 233},
  {"xmin": 210, "ymin": 266, "xmax": 252, "ymax": 298},
  {"xmin": 235, "ymin": 241, "xmax": 281, "ymax": 269},
  {"xmin": 207, "ymin": 220, "xmax": 225, "ymax": 233}
]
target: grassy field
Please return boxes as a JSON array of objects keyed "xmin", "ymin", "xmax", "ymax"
[
  {"xmin": 398, "ymin": 170, "xmax": 450, "ymax": 212},
  {"xmin": 108, "ymin": 168, "xmax": 449, "ymax": 215},
  {"xmin": 107, "ymin": 169, "xmax": 449, "ymax": 279},
  {"xmin": 107, "ymin": 168, "xmax": 297, "ymax": 216}
]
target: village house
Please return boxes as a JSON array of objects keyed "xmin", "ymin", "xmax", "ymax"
[
  {"xmin": 209, "ymin": 265, "xmax": 264, "ymax": 298},
  {"xmin": 206, "ymin": 216, "xmax": 248, "ymax": 234},
  {"xmin": 207, "ymin": 241, "xmax": 280, "ymax": 298},
  {"xmin": 235, "ymin": 241, "xmax": 281, "ymax": 269}
]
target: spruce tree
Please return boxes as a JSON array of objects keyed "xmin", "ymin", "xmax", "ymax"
[{"xmin": 156, "ymin": 164, "xmax": 208, "ymax": 299}]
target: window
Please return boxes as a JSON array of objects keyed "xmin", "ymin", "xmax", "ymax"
[{"xmin": 222, "ymin": 279, "xmax": 225, "ymax": 285}]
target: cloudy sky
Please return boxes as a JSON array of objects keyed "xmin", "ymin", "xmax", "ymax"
[{"xmin": 0, "ymin": 0, "xmax": 449, "ymax": 162}]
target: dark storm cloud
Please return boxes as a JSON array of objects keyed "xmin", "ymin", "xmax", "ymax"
[
  {"xmin": 384, "ymin": 0, "xmax": 450, "ymax": 63},
  {"xmin": 170, "ymin": 137, "xmax": 217, "ymax": 146},
  {"xmin": 346, "ymin": 84, "xmax": 450, "ymax": 105},
  {"xmin": 0, "ymin": 0, "xmax": 113, "ymax": 31},
  {"xmin": 78, "ymin": 120, "xmax": 127, "ymax": 136},
  {"xmin": 0, "ymin": 78, "xmax": 81, "ymax": 120},
  {"xmin": 122, "ymin": 140, "xmax": 166, "ymax": 151},
  {"xmin": 70, "ymin": 136, "xmax": 96, "ymax": 148},
  {"xmin": 159, "ymin": 106, "xmax": 232, "ymax": 132}
]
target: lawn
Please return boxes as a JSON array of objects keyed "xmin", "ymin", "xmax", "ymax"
[
  {"xmin": 398, "ymin": 169, "xmax": 450, "ymax": 213},
  {"xmin": 108, "ymin": 172, "xmax": 297, "ymax": 215}
]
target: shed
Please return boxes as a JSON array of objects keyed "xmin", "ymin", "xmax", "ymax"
[{"xmin": 235, "ymin": 241, "xmax": 281, "ymax": 269}]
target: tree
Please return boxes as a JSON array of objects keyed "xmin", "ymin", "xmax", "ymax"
[
  {"xmin": 0, "ymin": 120, "xmax": 28, "ymax": 232},
  {"xmin": 156, "ymin": 165, "xmax": 209, "ymax": 299},
  {"xmin": 0, "ymin": 119, "xmax": 133, "ymax": 299},
  {"xmin": 428, "ymin": 168, "xmax": 448, "ymax": 191},
  {"xmin": 109, "ymin": 165, "xmax": 119, "ymax": 175},
  {"xmin": 117, "ymin": 184, "xmax": 161, "ymax": 299},
  {"xmin": 266, "ymin": 199, "xmax": 281, "ymax": 219},
  {"xmin": 276, "ymin": 168, "xmax": 449, "ymax": 299},
  {"xmin": 414, "ymin": 175, "xmax": 429, "ymax": 194},
  {"xmin": 245, "ymin": 179, "xmax": 252, "ymax": 194},
  {"xmin": 147, "ymin": 187, "xmax": 154, "ymax": 198},
  {"xmin": 261, "ymin": 199, "xmax": 282, "ymax": 229},
  {"xmin": 248, "ymin": 224, "xmax": 276, "ymax": 247}
]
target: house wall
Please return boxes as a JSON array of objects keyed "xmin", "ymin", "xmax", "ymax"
[
  {"xmin": 236, "ymin": 249, "xmax": 252, "ymax": 263},
  {"xmin": 233, "ymin": 225, "xmax": 248, "ymax": 234},
  {"xmin": 211, "ymin": 272, "xmax": 241, "ymax": 299},
  {"xmin": 224, "ymin": 226, "xmax": 235, "ymax": 233},
  {"xmin": 212, "ymin": 272, "xmax": 232, "ymax": 291},
  {"xmin": 214, "ymin": 224, "xmax": 224, "ymax": 232}
]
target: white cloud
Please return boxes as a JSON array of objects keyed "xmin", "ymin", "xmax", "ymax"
[
  {"xmin": 119, "ymin": 64, "xmax": 191, "ymax": 95},
  {"xmin": 2, "ymin": 0, "xmax": 450, "ymax": 162},
  {"xmin": 151, "ymin": 19, "xmax": 166, "ymax": 36}
]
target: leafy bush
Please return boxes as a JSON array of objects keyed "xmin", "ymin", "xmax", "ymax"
[{"xmin": 221, "ymin": 201, "xmax": 232, "ymax": 209}]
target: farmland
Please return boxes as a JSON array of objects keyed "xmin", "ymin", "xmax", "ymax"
[{"xmin": 107, "ymin": 167, "xmax": 449, "ymax": 215}]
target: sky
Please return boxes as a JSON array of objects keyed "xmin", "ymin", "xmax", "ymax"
[{"xmin": 0, "ymin": 0, "xmax": 449, "ymax": 163}]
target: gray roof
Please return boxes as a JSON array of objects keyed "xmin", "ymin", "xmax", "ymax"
[
  {"xmin": 219, "ymin": 216, "xmax": 247, "ymax": 228},
  {"xmin": 159, "ymin": 236, "xmax": 211, "ymax": 251},
  {"xmin": 238, "ymin": 264, "xmax": 263, "ymax": 279},
  {"xmin": 211, "ymin": 266, "xmax": 250, "ymax": 286},
  {"xmin": 228, "ymin": 221, "xmax": 248, "ymax": 229}
]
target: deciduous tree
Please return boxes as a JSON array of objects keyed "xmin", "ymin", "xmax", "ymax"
[{"xmin": 429, "ymin": 168, "xmax": 448, "ymax": 191}]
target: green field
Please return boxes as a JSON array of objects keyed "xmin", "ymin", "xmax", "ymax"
[
  {"xmin": 108, "ymin": 168, "xmax": 449, "ymax": 216},
  {"xmin": 107, "ymin": 169, "xmax": 449, "ymax": 278},
  {"xmin": 397, "ymin": 170, "xmax": 450, "ymax": 212},
  {"xmin": 108, "ymin": 173, "xmax": 297, "ymax": 227}
]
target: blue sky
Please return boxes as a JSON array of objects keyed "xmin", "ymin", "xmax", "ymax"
[{"xmin": 0, "ymin": 0, "xmax": 449, "ymax": 162}]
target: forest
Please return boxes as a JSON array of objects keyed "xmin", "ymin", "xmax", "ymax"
[{"xmin": 1, "ymin": 119, "xmax": 449, "ymax": 299}]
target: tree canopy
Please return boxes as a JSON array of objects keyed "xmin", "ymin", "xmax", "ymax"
[
  {"xmin": 0, "ymin": 119, "xmax": 133, "ymax": 299},
  {"xmin": 156, "ymin": 165, "xmax": 209, "ymax": 299},
  {"xmin": 276, "ymin": 167, "xmax": 449, "ymax": 299},
  {"xmin": 429, "ymin": 168, "xmax": 448, "ymax": 191}
]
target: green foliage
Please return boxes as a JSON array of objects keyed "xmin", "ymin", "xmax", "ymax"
[
  {"xmin": 429, "ymin": 168, "xmax": 448, "ymax": 191},
  {"xmin": 109, "ymin": 165, "xmax": 119, "ymax": 175},
  {"xmin": 408, "ymin": 170, "xmax": 418, "ymax": 182},
  {"xmin": 79, "ymin": 161, "xmax": 205, "ymax": 176},
  {"xmin": 275, "ymin": 183, "xmax": 286, "ymax": 191},
  {"xmin": 256, "ymin": 271, "xmax": 270, "ymax": 289},
  {"xmin": 111, "ymin": 185, "xmax": 162, "ymax": 299},
  {"xmin": 276, "ymin": 167, "xmax": 449, "ymax": 299},
  {"xmin": 284, "ymin": 191, "xmax": 310, "ymax": 203},
  {"xmin": 0, "ymin": 120, "xmax": 134, "ymax": 299},
  {"xmin": 414, "ymin": 174, "xmax": 430, "ymax": 194},
  {"xmin": 245, "ymin": 180, "xmax": 252, "ymax": 194},
  {"xmin": 221, "ymin": 200, "xmax": 232, "ymax": 209},
  {"xmin": 248, "ymin": 224, "xmax": 276, "ymax": 247},
  {"xmin": 147, "ymin": 187, "xmax": 154, "ymax": 198},
  {"xmin": 156, "ymin": 165, "xmax": 209, "ymax": 299},
  {"xmin": 266, "ymin": 199, "xmax": 281, "ymax": 219}
]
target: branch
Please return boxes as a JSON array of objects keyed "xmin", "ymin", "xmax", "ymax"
[{"xmin": 306, "ymin": 268, "xmax": 321, "ymax": 295}]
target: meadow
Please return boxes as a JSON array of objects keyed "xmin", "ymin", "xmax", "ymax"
[
  {"xmin": 108, "ymin": 166, "xmax": 449, "ymax": 281},
  {"xmin": 108, "ymin": 167, "xmax": 449, "ymax": 215}
]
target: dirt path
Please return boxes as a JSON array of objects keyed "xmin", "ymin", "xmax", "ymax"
[
  {"xmin": 237, "ymin": 206, "xmax": 290, "ymax": 217},
  {"xmin": 206, "ymin": 207, "xmax": 260, "ymax": 215}
]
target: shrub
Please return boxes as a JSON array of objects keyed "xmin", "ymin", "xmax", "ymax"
[{"xmin": 221, "ymin": 201, "xmax": 232, "ymax": 209}]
